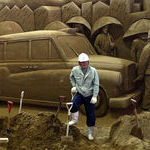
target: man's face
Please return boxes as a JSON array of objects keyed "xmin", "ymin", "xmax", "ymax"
[
  {"xmin": 79, "ymin": 61, "xmax": 89, "ymax": 69},
  {"xmin": 74, "ymin": 24, "xmax": 83, "ymax": 33},
  {"xmin": 140, "ymin": 34, "xmax": 147, "ymax": 41},
  {"xmin": 102, "ymin": 26, "xmax": 108, "ymax": 34}
]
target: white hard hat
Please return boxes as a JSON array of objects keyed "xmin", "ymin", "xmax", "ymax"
[{"xmin": 78, "ymin": 53, "xmax": 89, "ymax": 62}]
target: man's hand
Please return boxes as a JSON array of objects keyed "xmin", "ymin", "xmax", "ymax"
[
  {"xmin": 90, "ymin": 97, "xmax": 97, "ymax": 104},
  {"xmin": 133, "ymin": 75, "xmax": 144, "ymax": 83},
  {"xmin": 71, "ymin": 87, "xmax": 77, "ymax": 94}
]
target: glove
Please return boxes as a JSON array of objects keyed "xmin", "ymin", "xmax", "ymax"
[
  {"xmin": 71, "ymin": 87, "xmax": 77, "ymax": 94},
  {"xmin": 90, "ymin": 97, "xmax": 97, "ymax": 104},
  {"xmin": 133, "ymin": 75, "xmax": 144, "ymax": 83}
]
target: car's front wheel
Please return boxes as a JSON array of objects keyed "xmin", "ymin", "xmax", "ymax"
[
  {"xmin": 95, "ymin": 86, "xmax": 109, "ymax": 117},
  {"xmin": 80, "ymin": 86, "xmax": 109, "ymax": 117}
]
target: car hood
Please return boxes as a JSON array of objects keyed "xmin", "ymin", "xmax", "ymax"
[
  {"xmin": 67, "ymin": 55, "xmax": 135, "ymax": 71},
  {"xmin": 67, "ymin": 55, "xmax": 136, "ymax": 92}
]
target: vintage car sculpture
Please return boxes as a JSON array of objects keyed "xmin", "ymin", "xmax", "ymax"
[{"xmin": 0, "ymin": 30, "xmax": 141, "ymax": 117}]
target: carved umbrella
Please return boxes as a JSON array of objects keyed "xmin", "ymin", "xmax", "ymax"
[
  {"xmin": 123, "ymin": 19, "xmax": 150, "ymax": 41},
  {"xmin": 91, "ymin": 16, "xmax": 123, "ymax": 42}
]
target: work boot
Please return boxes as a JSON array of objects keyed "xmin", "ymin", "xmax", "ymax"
[
  {"xmin": 88, "ymin": 126, "xmax": 94, "ymax": 140},
  {"xmin": 68, "ymin": 111, "xmax": 79, "ymax": 126}
]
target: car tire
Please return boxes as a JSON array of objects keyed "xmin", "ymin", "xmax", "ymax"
[{"xmin": 80, "ymin": 86, "xmax": 109, "ymax": 117}]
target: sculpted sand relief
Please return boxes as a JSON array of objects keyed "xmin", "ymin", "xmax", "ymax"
[{"xmin": 0, "ymin": 0, "xmax": 149, "ymax": 113}]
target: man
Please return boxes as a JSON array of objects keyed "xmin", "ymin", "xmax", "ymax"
[
  {"xmin": 69, "ymin": 53, "xmax": 99, "ymax": 140},
  {"xmin": 130, "ymin": 33, "xmax": 148, "ymax": 62},
  {"xmin": 94, "ymin": 25, "xmax": 116, "ymax": 56},
  {"xmin": 69, "ymin": 23, "xmax": 91, "ymax": 42},
  {"xmin": 133, "ymin": 36, "xmax": 150, "ymax": 110}
]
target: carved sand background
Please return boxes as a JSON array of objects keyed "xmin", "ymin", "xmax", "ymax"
[{"xmin": 0, "ymin": 0, "xmax": 150, "ymax": 149}]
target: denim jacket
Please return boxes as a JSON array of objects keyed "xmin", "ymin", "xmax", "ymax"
[{"xmin": 70, "ymin": 66, "xmax": 99, "ymax": 97}]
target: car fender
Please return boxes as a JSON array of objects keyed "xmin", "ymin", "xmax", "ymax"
[{"xmin": 97, "ymin": 69, "xmax": 123, "ymax": 98}]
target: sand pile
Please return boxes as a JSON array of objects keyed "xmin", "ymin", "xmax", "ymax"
[
  {"xmin": 110, "ymin": 112, "xmax": 150, "ymax": 150},
  {"xmin": 0, "ymin": 112, "xmax": 100, "ymax": 150},
  {"xmin": 1, "ymin": 111, "xmax": 150, "ymax": 150}
]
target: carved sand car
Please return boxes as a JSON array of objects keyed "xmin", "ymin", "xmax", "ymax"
[{"xmin": 0, "ymin": 30, "xmax": 141, "ymax": 117}]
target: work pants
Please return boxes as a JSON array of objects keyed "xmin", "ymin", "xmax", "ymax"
[{"xmin": 70, "ymin": 92, "xmax": 95, "ymax": 127}]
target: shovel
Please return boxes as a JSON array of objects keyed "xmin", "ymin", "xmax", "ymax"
[
  {"xmin": 130, "ymin": 98, "xmax": 143, "ymax": 140},
  {"xmin": 61, "ymin": 102, "xmax": 73, "ymax": 144},
  {"xmin": 53, "ymin": 96, "xmax": 65, "ymax": 124},
  {"xmin": 7, "ymin": 101, "xmax": 13, "ymax": 134},
  {"xmin": 18, "ymin": 91, "xmax": 24, "ymax": 114},
  {"xmin": 55, "ymin": 96, "xmax": 65, "ymax": 118}
]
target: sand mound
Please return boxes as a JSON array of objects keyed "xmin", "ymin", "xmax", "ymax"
[
  {"xmin": 110, "ymin": 112, "xmax": 150, "ymax": 150},
  {"xmin": 0, "ymin": 112, "xmax": 100, "ymax": 150},
  {"xmin": 1, "ymin": 111, "xmax": 150, "ymax": 150}
]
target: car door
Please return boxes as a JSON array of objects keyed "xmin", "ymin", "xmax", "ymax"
[{"xmin": 0, "ymin": 36, "xmax": 71, "ymax": 102}]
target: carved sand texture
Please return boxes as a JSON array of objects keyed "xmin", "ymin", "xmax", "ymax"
[
  {"xmin": 109, "ymin": 0, "xmax": 129, "ymax": 30},
  {"xmin": 20, "ymin": 5, "xmax": 35, "ymax": 31},
  {"xmin": 0, "ymin": 21, "xmax": 23, "ymax": 35},
  {"xmin": 62, "ymin": 2, "xmax": 81, "ymax": 23},
  {"xmin": 0, "ymin": 0, "xmax": 71, "ymax": 10},
  {"xmin": 92, "ymin": 1, "xmax": 109, "ymax": 25},
  {"xmin": 0, "ymin": 5, "xmax": 34, "ymax": 31},
  {"xmin": 81, "ymin": 2, "xmax": 92, "ymax": 25},
  {"xmin": 0, "ymin": 0, "xmax": 17, "ymax": 9},
  {"xmin": 72, "ymin": 0, "xmax": 93, "ymax": 6},
  {"xmin": 44, "ymin": 21, "xmax": 69, "ymax": 30},
  {"xmin": 132, "ymin": 3, "xmax": 141, "ymax": 12},
  {"xmin": 0, "ymin": 6, "xmax": 11, "ymax": 21},
  {"xmin": 126, "ymin": 12, "xmax": 150, "ymax": 32},
  {"xmin": 34, "ymin": 6, "xmax": 61, "ymax": 30},
  {"xmin": 143, "ymin": 0, "xmax": 150, "ymax": 11}
]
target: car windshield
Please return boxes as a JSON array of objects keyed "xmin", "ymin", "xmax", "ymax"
[{"xmin": 57, "ymin": 35, "xmax": 96, "ymax": 58}]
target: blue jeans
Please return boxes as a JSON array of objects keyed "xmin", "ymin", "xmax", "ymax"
[{"xmin": 71, "ymin": 92, "xmax": 95, "ymax": 127}]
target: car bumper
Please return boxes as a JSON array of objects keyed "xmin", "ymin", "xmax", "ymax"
[{"xmin": 109, "ymin": 88, "xmax": 142, "ymax": 108}]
